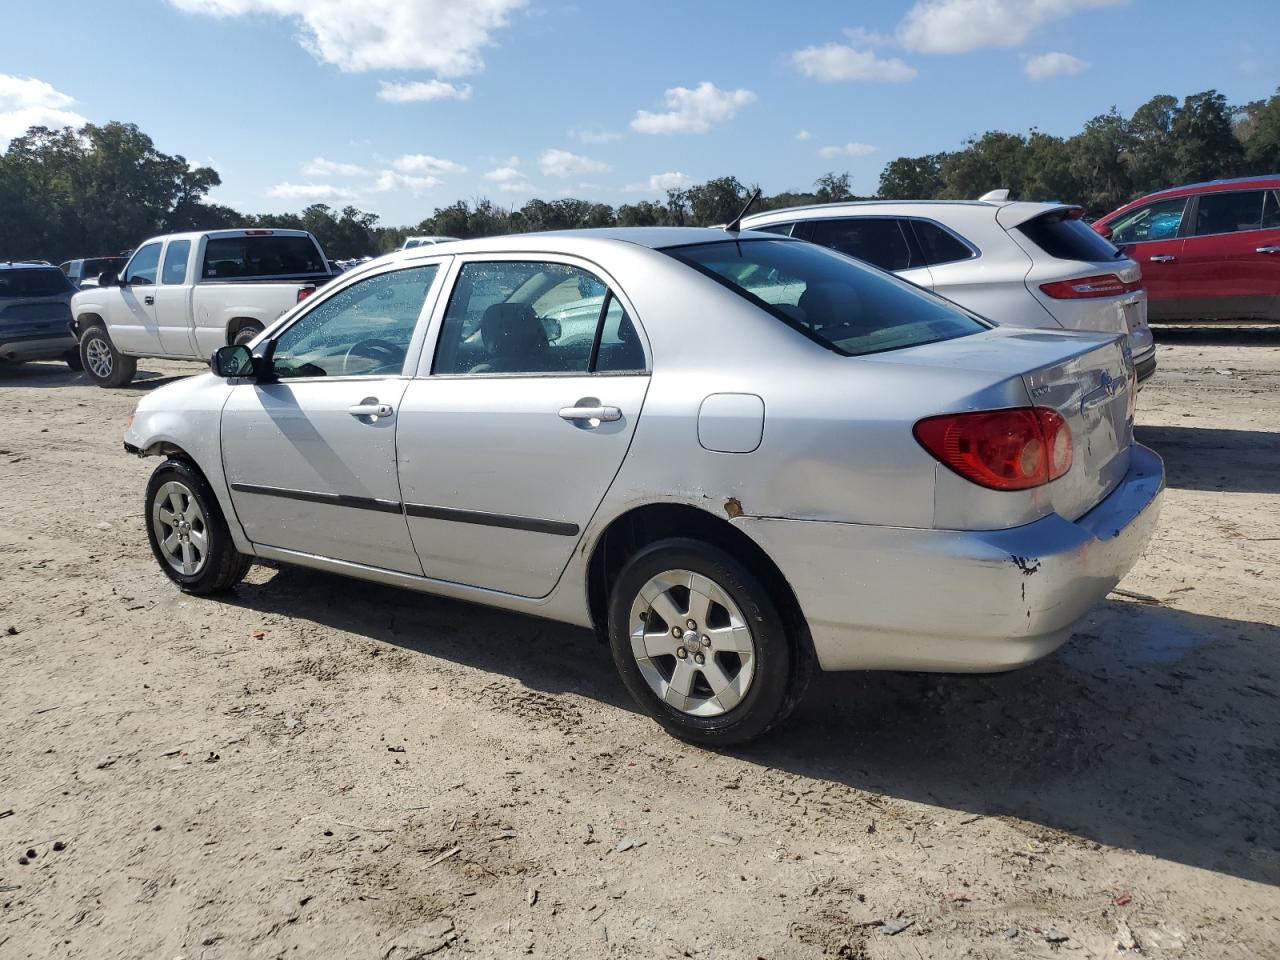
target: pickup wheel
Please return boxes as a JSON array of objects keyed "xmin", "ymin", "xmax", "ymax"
[
  {"xmin": 79, "ymin": 324, "xmax": 136, "ymax": 388},
  {"xmin": 231, "ymin": 322, "xmax": 264, "ymax": 347},
  {"xmin": 145, "ymin": 459, "xmax": 252, "ymax": 595},
  {"xmin": 607, "ymin": 538, "xmax": 798, "ymax": 747}
]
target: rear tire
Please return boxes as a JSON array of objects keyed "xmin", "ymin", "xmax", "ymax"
[
  {"xmin": 232, "ymin": 322, "xmax": 264, "ymax": 347},
  {"xmin": 145, "ymin": 459, "xmax": 251, "ymax": 595},
  {"xmin": 607, "ymin": 537, "xmax": 800, "ymax": 747},
  {"xmin": 79, "ymin": 324, "xmax": 136, "ymax": 388}
]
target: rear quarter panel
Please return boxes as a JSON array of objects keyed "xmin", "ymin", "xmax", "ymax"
[{"xmin": 191, "ymin": 283, "xmax": 304, "ymax": 355}]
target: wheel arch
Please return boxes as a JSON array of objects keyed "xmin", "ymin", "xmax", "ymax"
[
  {"xmin": 584, "ymin": 502, "xmax": 812, "ymax": 660},
  {"xmin": 73, "ymin": 312, "xmax": 106, "ymax": 337},
  {"xmin": 226, "ymin": 316, "xmax": 265, "ymax": 344}
]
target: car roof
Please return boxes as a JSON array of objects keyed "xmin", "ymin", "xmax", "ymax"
[
  {"xmin": 1143, "ymin": 174, "xmax": 1280, "ymax": 200},
  {"xmin": 393, "ymin": 226, "xmax": 785, "ymax": 257},
  {"xmin": 0, "ymin": 260, "xmax": 60, "ymax": 270},
  {"xmin": 742, "ymin": 198, "xmax": 1071, "ymax": 220}
]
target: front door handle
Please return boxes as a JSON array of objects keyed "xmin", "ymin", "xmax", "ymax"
[
  {"xmin": 559, "ymin": 403, "xmax": 622, "ymax": 423},
  {"xmin": 348, "ymin": 399, "xmax": 394, "ymax": 420},
  {"xmin": 144, "ymin": 295, "xmax": 155, "ymax": 305},
  {"xmin": 1149, "ymin": 255, "xmax": 1176, "ymax": 263},
  {"xmin": 1256, "ymin": 245, "xmax": 1280, "ymax": 254}
]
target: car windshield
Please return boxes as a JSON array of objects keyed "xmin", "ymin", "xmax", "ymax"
[
  {"xmin": 0, "ymin": 268, "xmax": 73, "ymax": 298},
  {"xmin": 664, "ymin": 239, "xmax": 985, "ymax": 356}
]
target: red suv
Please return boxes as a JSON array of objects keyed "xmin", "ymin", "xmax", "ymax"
[{"xmin": 1093, "ymin": 175, "xmax": 1280, "ymax": 321}]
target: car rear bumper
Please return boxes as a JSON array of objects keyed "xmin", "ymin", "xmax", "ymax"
[
  {"xmin": 736, "ymin": 443, "xmax": 1165, "ymax": 672},
  {"xmin": 1135, "ymin": 348, "xmax": 1157, "ymax": 386},
  {"xmin": 0, "ymin": 330, "xmax": 77, "ymax": 362}
]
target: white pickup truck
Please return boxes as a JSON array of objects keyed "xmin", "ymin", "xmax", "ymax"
[{"xmin": 72, "ymin": 228, "xmax": 333, "ymax": 387}]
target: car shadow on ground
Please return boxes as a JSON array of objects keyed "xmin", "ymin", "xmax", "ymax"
[
  {"xmin": 1136, "ymin": 424, "xmax": 1280, "ymax": 494},
  {"xmin": 223, "ymin": 566, "xmax": 1280, "ymax": 888},
  {"xmin": 1151, "ymin": 323, "xmax": 1280, "ymax": 346},
  {"xmin": 0, "ymin": 361, "xmax": 189, "ymax": 391}
]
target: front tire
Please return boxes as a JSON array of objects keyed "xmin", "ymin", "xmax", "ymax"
[
  {"xmin": 145, "ymin": 459, "xmax": 251, "ymax": 594},
  {"xmin": 607, "ymin": 538, "xmax": 799, "ymax": 747},
  {"xmin": 79, "ymin": 325, "xmax": 136, "ymax": 388}
]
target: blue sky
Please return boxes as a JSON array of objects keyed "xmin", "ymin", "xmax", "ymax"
[{"xmin": 1, "ymin": 0, "xmax": 1277, "ymax": 226}]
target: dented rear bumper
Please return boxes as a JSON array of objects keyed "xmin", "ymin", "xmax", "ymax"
[{"xmin": 736, "ymin": 443, "xmax": 1165, "ymax": 672}]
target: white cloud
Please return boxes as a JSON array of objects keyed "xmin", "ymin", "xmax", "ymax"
[
  {"xmin": 266, "ymin": 182, "xmax": 359, "ymax": 203},
  {"xmin": 393, "ymin": 153, "xmax": 466, "ymax": 175},
  {"xmin": 302, "ymin": 157, "xmax": 369, "ymax": 176},
  {"xmin": 796, "ymin": 129, "xmax": 812, "ymax": 141},
  {"xmin": 497, "ymin": 180, "xmax": 533, "ymax": 193},
  {"xmin": 843, "ymin": 26, "xmax": 892, "ymax": 46},
  {"xmin": 538, "ymin": 148, "xmax": 610, "ymax": 177},
  {"xmin": 818, "ymin": 142, "xmax": 877, "ymax": 159},
  {"xmin": 897, "ymin": 0, "xmax": 1123, "ymax": 54},
  {"xmin": 165, "ymin": 0, "xmax": 525, "ymax": 76},
  {"xmin": 569, "ymin": 127, "xmax": 625, "ymax": 144},
  {"xmin": 793, "ymin": 44, "xmax": 917, "ymax": 82},
  {"xmin": 484, "ymin": 163, "xmax": 524, "ymax": 183},
  {"xmin": 630, "ymin": 81, "xmax": 756, "ymax": 135},
  {"xmin": 0, "ymin": 74, "xmax": 87, "ymax": 142},
  {"xmin": 1024, "ymin": 50, "xmax": 1089, "ymax": 80},
  {"xmin": 371, "ymin": 170, "xmax": 439, "ymax": 193},
  {"xmin": 625, "ymin": 172, "xmax": 694, "ymax": 193},
  {"xmin": 377, "ymin": 79, "xmax": 472, "ymax": 102}
]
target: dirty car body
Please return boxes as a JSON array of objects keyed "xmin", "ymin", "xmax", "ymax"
[{"xmin": 124, "ymin": 228, "xmax": 1164, "ymax": 744}]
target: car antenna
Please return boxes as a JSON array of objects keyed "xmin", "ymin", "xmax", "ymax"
[{"xmin": 724, "ymin": 187, "xmax": 762, "ymax": 234}]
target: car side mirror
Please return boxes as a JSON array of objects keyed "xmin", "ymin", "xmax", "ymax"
[
  {"xmin": 212, "ymin": 344, "xmax": 256, "ymax": 378},
  {"xmin": 98, "ymin": 270, "xmax": 119, "ymax": 287}
]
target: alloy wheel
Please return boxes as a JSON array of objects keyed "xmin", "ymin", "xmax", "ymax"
[
  {"xmin": 85, "ymin": 336, "xmax": 113, "ymax": 379},
  {"xmin": 151, "ymin": 480, "xmax": 209, "ymax": 576},
  {"xmin": 628, "ymin": 568, "xmax": 756, "ymax": 717}
]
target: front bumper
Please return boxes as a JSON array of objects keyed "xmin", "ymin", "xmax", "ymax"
[
  {"xmin": 0, "ymin": 330, "xmax": 77, "ymax": 363},
  {"xmin": 736, "ymin": 443, "xmax": 1165, "ymax": 672}
]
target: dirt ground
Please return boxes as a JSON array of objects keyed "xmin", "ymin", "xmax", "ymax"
[{"xmin": 1, "ymin": 325, "xmax": 1278, "ymax": 960}]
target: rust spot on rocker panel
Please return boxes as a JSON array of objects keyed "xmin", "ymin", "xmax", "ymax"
[{"xmin": 723, "ymin": 497, "xmax": 743, "ymax": 519}]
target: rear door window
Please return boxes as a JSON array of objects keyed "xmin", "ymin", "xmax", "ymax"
[
  {"xmin": 910, "ymin": 220, "xmax": 975, "ymax": 265},
  {"xmin": 161, "ymin": 241, "xmax": 191, "ymax": 285},
  {"xmin": 1264, "ymin": 190, "xmax": 1280, "ymax": 228},
  {"xmin": 804, "ymin": 217, "xmax": 917, "ymax": 271},
  {"xmin": 1192, "ymin": 190, "xmax": 1267, "ymax": 236},
  {"xmin": 1018, "ymin": 211, "xmax": 1123, "ymax": 262},
  {"xmin": 1108, "ymin": 197, "xmax": 1188, "ymax": 245}
]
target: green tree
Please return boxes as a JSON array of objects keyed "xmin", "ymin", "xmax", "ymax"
[
  {"xmin": 685, "ymin": 176, "xmax": 746, "ymax": 225},
  {"xmin": 1170, "ymin": 90, "xmax": 1242, "ymax": 183},
  {"xmin": 1237, "ymin": 88, "xmax": 1280, "ymax": 171},
  {"xmin": 877, "ymin": 154, "xmax": 946, "ymax": 199},
  {"xmin": 938, "ymin": 131, "xmax": 1029, "ymax": 199}
]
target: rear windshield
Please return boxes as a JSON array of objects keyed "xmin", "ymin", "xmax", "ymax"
[
  {"xmin": 1018, "ymin": 211, "xmax": 1123, "ymax": 262},
  {"xmin": 0, "ymin": 268, "xmax": 73, "ymax": 298},
  {"xmin": 665, "ymin": 239, "xmax": 985, "ymax": 357},
  {"xmin": 202, "ymin": 235, "xmax": 329, "ymax": 280}
]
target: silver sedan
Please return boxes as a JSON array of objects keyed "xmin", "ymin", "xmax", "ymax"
[{"xmin": 124, "ymin": 227, "xmax": 1164, "ymax": 745}]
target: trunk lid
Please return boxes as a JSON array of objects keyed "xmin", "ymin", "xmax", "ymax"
[{"xmin": 866, "ymin": 327, "xmax": 1136, "ymax": 522}]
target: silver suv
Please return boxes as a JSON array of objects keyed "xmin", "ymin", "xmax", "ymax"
[{"xmin": 742, "ymin": 198, "xmax": 1157, "ymax": 386}]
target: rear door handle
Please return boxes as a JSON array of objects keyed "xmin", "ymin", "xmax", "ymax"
[
  {"xmin": 144, "ymin": 295, "xmax": 155, "ymax": 305},
  {"xmin": 1256, "ymin": 245, "xmax": 1280, "ymax": 254},
  {"xmin": 348, "ymin": 400, "xmax": 394, "ymax": 420},
  {"xmin": 559, "ymin": 404, "xmax": 621, "ymax": 423},
  {"xmin": 1148, "ymin": 255, "xmax": 1176, "ymax": 263}
]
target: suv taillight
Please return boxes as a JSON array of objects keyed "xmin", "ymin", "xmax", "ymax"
[
  {"xmin": 914, "ymin": 408, "xmax": 1072, "ymax": 491},
  {"xmin": 1039, "ymin": 274, "xmax": 1140, "ymax": 299},
  {"xmin": 297, "ymin": 286, "xmax": 316, "ymax": 303}
]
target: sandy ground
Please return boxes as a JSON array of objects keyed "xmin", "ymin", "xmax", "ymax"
[{"xmin": 1, "ymin": 326, "xmax": 1278, "ymax": 960}]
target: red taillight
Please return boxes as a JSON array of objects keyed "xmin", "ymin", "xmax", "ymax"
[
  {"xmin": 297, "ymin": 286, "xmax": 315, "ymax": 303},
  {"xmin": 244, "ymin": 229, "xmax": 274, "ymax": 236},
  {"xmin": 914, "ymin": 408, "xmax": 1072, "ymax": 491},
  {"xmin": 1039, "ymin": 273, "xmax": 1141, "ymax": 299}
]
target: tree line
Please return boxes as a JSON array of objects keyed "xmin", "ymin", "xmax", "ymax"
[{"xmin": 2, "ymin": 87, "xmax": 1277, "ymax": 264}]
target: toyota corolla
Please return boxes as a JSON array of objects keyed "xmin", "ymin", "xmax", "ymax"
[{"xmin": 123, "ymin": 227, "xmax": 1164, "ymax": 745}]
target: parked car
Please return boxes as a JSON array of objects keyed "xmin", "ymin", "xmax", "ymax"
[
  {"xmin": 71, "ymin": 228, "xmax": 334, "ymax": 387},
  {"xmin": 1092, "ymin": 175, "xmax": 1280, "ymax": 321},
  {"xmin": 60, "ymin": 256, "xmax": 126, "ymax": 289},
  {"xmin": 123, "ymin": 227, "xmax": 1163, "ymax": 745},
  {"xmin": 0, "ymin": 261, "xmax": 81, "ymax": 370},
  {"xmin": 741, "ymin": 199, "xmax": 1157, "ymax": 385},
  {"xmin": 401, "ymin": 235, "xmax": 460, "ymax": 250}
]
